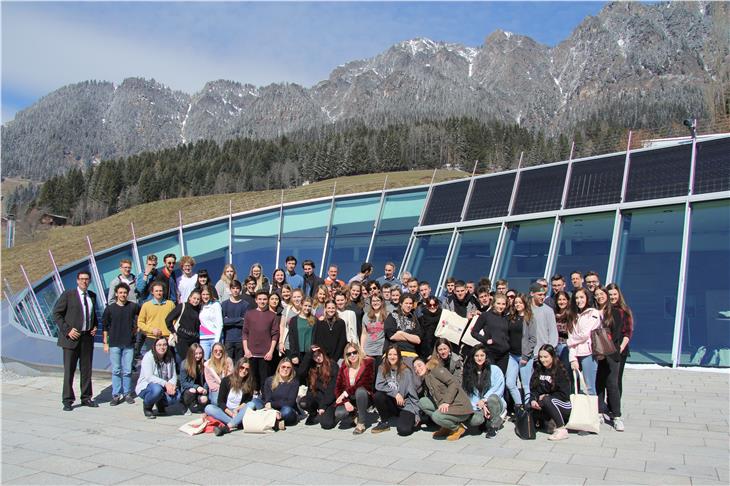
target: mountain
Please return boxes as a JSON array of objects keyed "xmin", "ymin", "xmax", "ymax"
[{"xmin": 2, "ymin": 1, "xmax": 728, "ymax": 180}]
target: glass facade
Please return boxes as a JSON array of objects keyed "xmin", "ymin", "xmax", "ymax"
[
  {"xmin": 614, "ymin": 205, "xmax": 685, "ymax": 365},
  {"xmin": 232, "ymin": 210, "xmax": 279, "ymax": 278},
  {"xmin": 552, "ymin": 212, "xmax": 614, "ymax": 281},
  {"xmin": 369, "ymin": 190, "xmax": 427, "ymax": 274},
  {"xmin": 680, "ymin": 200, "xmax": 730, "ymax": 366},
  {"xmin": 324, "ymin": 196, "xmax": 380, "ymax": 279},
  {"xmin": 406, "ymin": 232, "xmax": 453, "ymax": 289},
  {"xmin": 14, "ymin": 135, "xmax": 730, "ymax": 368},
  {"xmin": 497, "ymin": 219, "xmax": 554, "ymax": 292},
  {"xmin": 446, "ymin": 227, "xmax": 501, "ymax": 285},
  {"xmin": 184, "ymin": 220, "xmax": 229, "ymax": 280}
]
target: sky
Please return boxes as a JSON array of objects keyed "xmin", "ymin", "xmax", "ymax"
[{"xmin": 1, "ymin": 1, "xmax": 607, "ymax": 123}]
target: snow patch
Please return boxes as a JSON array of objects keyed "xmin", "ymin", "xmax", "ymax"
[
  {"xmin": 320, "ymin": 106, "xmax": 335, "ymax": 123},
  {"xmin": 504, "ymin": 31, "xmax": 513, "ymax": 39},
  {"xmin": 180, "ymin": 103, "xmax": 192, "ymax": 144},
  {"xmin": 248, "ymin": 89, "xmax": 260, "ymax": 97}
]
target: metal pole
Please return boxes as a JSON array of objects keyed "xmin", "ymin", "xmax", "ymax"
[
  {"xmin": 507, "ymin": 153, "xmax": 523, "ymax": 216},
  {"xmin": 228, "ymin": 200, "xmax": 233, "ymax": 264},
  {"xmin": 460, "ymin": 160, "xmax": 480, "ymax": 222},
  {"xmin": 178, "ymin": 210, "xmax": 186, "ymax": 256},
  {"xmin": 436, "ymin": 228, "xmax": 459, "ymax": 296},
  {"xmin": 130, "ymin": 222, "xmax": 142, "ymax": 274},
  {"xmin": 671, "ymin": 135, "xmax": 698, "ymax": 368},
  {"xmin": 489, "ymin": 223, "xmax": 509, "ymax": 285},
  {"xmin": 417, "ymin": 168, "xmax": 438, "ymax": 227},
  {"xmin": 19, "ymin": 265, "xmax": 52, "ymax": 336},
  {"xmin": 606, "ymin": 130, "xmax": 633, "ymax": 282},
  {"xmin": 48, "ymin": 249, "xmax": 65, "ymax": 294},
  {"xmin": 86, "ymin": 236, "xmax": 107, "ymax": 308},
  {"xmin": 320, "ymin": 183, "xmax": 337, "ymax": 277},
  {"xmin": 275, "ymin": 190, "xmax": 284, "ymax": 269},
  {"xmin": 365, "ymin": 176, "xmax": 389, "ymax": 263}
]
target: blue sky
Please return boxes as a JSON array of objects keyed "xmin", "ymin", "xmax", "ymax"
[{"xmin": 1, "ymin": 1, "xmax": 607, "ymax": 123}]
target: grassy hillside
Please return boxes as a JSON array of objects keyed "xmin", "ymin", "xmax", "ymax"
[{"xmin": 2, "ymin": 169, "xmax": 467, "ymax": 293}]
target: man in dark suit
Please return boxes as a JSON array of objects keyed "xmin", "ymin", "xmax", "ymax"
[{"xmin": 53, "ymin": 270, "xmax": 99, "ymax": 411}]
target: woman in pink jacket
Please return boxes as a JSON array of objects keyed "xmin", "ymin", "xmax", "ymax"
[{"xmin": 567, "ymin": 288, "xmax": 602, "ymax": 395}]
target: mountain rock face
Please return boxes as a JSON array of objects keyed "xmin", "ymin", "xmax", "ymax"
[{"xmin": 3, "ymin": 1, "xmax": 728, "ymax": 179}]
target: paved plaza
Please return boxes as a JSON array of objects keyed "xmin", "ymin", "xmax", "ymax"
[{"xmin": 1, "ymin": 365, "xmax": 728, "ymax": 485}]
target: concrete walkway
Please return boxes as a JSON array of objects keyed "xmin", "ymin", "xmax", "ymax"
[{"xmin": 1, "ymin": 366, "xmax": 728, "ymax": 485}]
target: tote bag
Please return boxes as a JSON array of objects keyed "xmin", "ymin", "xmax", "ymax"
[
  {"xmin": 178, "ymin": 416, "xmax": 208, "ymax": 436},
  {"xmin": 167, "ymin": 302, "xmax": 185, "ymax": 347},
  {"xmin": 242, "ymin": 408, "xmax": 279, "ymax": 433},
  {"xmin": 565, "ymin": 370, "xmax": 601, "ymax": 434},
  {"xmin": 460, "ymin": 316, "xmax": 481, "ymax": 347},
  {"xmin": 434, "ymin": 309, "xmax": 469, "ymax": 345}
]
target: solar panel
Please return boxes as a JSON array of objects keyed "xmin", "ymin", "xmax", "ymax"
[
  {"xmin": 512, "ymin": 165, "xmax": 567, "ymax": 215},
  {"xmin": 625, "ymin": 143, "xmax": 691, "ymax": 201},
  {"xmin": 464, "ymin": 173, "xmax": 516, "ymax": 220},
  {"xmin": 694, "ymin": 137, "xmax": 730, "ymax": 195},
  {"xmin": 421, "ymin": 180, "xmax": 470, "ymax": 225},
  {"xmin": 565, "ymin": 154, "xmax": 625, "ymax": 209}
]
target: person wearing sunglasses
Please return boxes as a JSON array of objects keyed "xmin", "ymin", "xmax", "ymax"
[
  {"xmin": 205, "ymin": 357, "xmax": 262, "ymax": 436},
  {"xmin": 419, "ymin": 297, "xmax": 442, "ymax": 360},
  {"xmin": 263, "ymin": 358, "xmax": 300, "ymax": 430},
  {"xmin": 334, "ymin": 342, "xmax": 374, "ymax": 434}
]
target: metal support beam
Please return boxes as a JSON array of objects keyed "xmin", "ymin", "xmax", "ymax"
[
  {"xmin": 460, "ymin": 160, "xmax": 480, "ymax": 222},
  {"xmin": 275, "ymin": 190, "xmax": 284, "ymax": 269},
  {"xmin": 507, "ymin": 153, "xmax": 523, "ymax": 216},
  {"xmin": 544, "ymin": 216, "xmax": 562, "ymax": 280},
  {"xmin": 228, "ymin": 200, "xmax": 233, "ymax": 264},
  {"xmin": 400, "ymin": 229, "xmax": 418, "ymax": 278},
  {"xmin": 86, "ymin": 236, "xmax": 107, "ymax": 309},
  {"xmin": 606, "ymin": 130, "xmax": 634, "ymax": 283},
  {"xmin": 671, "ymin": 136, "xmax": 698, "ymax": 368},
  {"xmin": 20, "ymin": 265, "xmax": 52, "ymax": 336},
  {"xmin": 365, "ymin": 176, "xmax": 388, "ymax": 263},
  {"xmin": 489, "ymin": 223, "xmax": 509, "ymax": 285},
  {"xmin": 320, "ymin": 183, "xmax": 337, "ymax": 277},
  {"xmin": 435, "ymin": 228, "xmax": 459, "ymax": 296},
  {"xmin": 178, "ymin": 210, "xmax": 186, "ymax": 256},
  {"xmin": 48, "ymin": 249, "xmax": 65, "ymax": 294},
  {"xmin": 417, "ymin": 169, "xmax": 438, "ymax": 227},
  {"xmin": 130, "ymin": 222, "xmax": 142, "ymax": 274}
]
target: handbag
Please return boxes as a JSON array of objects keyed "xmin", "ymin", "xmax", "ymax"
[
  {"xmin": 514, "ymin": 389, "xmax": 536, "ymax": 440},
  {"xmin": 434, "ymin": 309, "xmax": 469, "ymax": 345},
  {"xmin": 565, "ymin": 370, "xmax": 601, "ymax": 434},
  {"xmin": 178, "ymin": 416, "xmax": 208, "ymax": 436},
  {"xmin": 591, "ymin": 325, "xmax": 616, "ymax": 359},
  {"xmin": 167, "ymin": 302, "xmax": 185, "ymax": 347},
  {"xmin": 460, "ymin": 316, "xmax": 481, "ymax": 347},
  {"xmin": 242, "ymin": 408, "xmax": 279, "ymax": 433}
]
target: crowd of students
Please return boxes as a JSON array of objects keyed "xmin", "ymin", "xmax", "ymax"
[{"xmin": 98, "ymin": 254, "xmax": 633, "ymax": 440}]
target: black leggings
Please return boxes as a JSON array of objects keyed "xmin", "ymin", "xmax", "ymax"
[
  {"xmin": 249, "ymin": 357, "xmax": 272, "ymax": 392},
  {"xmin": 535, "ymin": 394, "xmax": 571, "ymax": 427},
  {"xmin": 597, "ymin": 357, "xmax": 622, "ymax": 417},
  {"xmin": 298, "ymin": 395, "xmax": 337, "ymax": 429},
  {"xmin": 334, "ymin": 387, "xmax": 370, "ymax": 425},
  {"xmin": 372, "ymin": 391, "xmax": 416, "ymax": 436},
  {"xmin": 182, "ymin": 388, "xmax": 209, "ymax": 412}
]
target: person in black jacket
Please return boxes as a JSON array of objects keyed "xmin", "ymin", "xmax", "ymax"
[
  {"xmin": 470, "ymin": 294, "xmax": 510, "ymax": 375},
  {"xmin": 165, "ymin": 290, "xmax": 202, "ymax": 367},
  {"xmin": 102, "ymin": 282, "xmax": 140, "ymax": 406},
  {"xmin": 204, "ymin": 357, "xmax": 262, "ymax": 436},
  {"xmin": 594, "ymin": 286, "xmax": 624, "ymax": 431},
  {"xmin": 263, "ymin": 358, "xmax": 300, "ymax": 430},
  {"xmin": 529, "ymin": 344, "xmax": 572, "ymax": 441},
  {"xmin": 383, "ymin": 296, "xmax": 423, "ymax": 367},
  {"xmin": 298, "ymin": 345, "xmax": 339, "ymax": 428},
  {"xmin": 312, "ymin": 302, "xmax": 348, "ymax": 363},
  {"xmin": 179, "ymin": 343, "xmax": 209, "ymax": 413}
]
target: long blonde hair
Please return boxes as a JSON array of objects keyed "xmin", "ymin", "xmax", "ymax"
[
  {"xmin": 219, "ymin": 264, "xmax": 237, "ymax": 287},
  {"xmin": 206, "ymin": 342, "xmax": 231, "ymax": 377},
  {"xmin": 271, "ymin": 358, "xmax": 295, "ymax": 390},
  {"xmin": 343, "ymin": 342, "xmax": 366, "ymax": 369}
]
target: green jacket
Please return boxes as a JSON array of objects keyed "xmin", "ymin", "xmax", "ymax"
[{"xmin": 423, "ymin": 365, "xmax": 474, "ymax": 416}]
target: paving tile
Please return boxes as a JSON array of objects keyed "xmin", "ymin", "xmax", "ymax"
[
  {"xmin": 604, "ymin": 468, "xmax": 692, "ymax": 485},
  {"xmin": 518, "ymin": 472, "xmax": 584, "ymax": 485},
  {"xmin": 290, "ymin": 470, "xmax": 366, "ymax": 485},
  {"xmin": 570, "ymin": 453, "xmax": 646, "ymax": 472},
  {"xmin": 400, "ymin": 472, "xmax": 470, "ymax": 485},
  {"xmin": 514, "ymin": 449, "xmax": 572, "ymax": 464},
  {"xmin": 5, "ymin": 471, "xmax": 90, "ymax": 485},
  {"xmin": 1, "ymin": 464, "xmax": 40, "ymax": 482},
  {"xmin": 427, "ymin": 450, "xmax": 490, "ymax": 466},
  {"xmin": 388, "ymin": 458, "xmax": 453, "ymax": 475},
  {"xmin": 73, "ymin": 465, "xmax": 143, "ymax": 485},
  {"xmin": 486, "ymin": 457, "xmax": 545, "ymax": 473},
  {"xmin": 340, "ymin": 463, "xmax": 413, "ymax": 483},
  {"xmin": 0, "ymin": 447, "xmax": 48, "ymax": 465},
  {"xmin": 442, "ymin": 464, "xmax": 524, "ymax": 483},
  {"xmin": 23, "ymin": 456, "xmax": 102, "ymax": 476},
  {"xmin": 541, "ymin": 461, "xmax": 608, "ymax": 479},
  {"xmin": 185, "ymin": 469, "xmax": 271, "ymax": 485},
  {"xmin": 230, "ymin": 461, "xmax": 304, "ymax": 481},
  {"xmin": 116, "ymin": 474, "xmax": 195, "ymax": 485},
  {"xmin": 644, "ymin": 462, "xmax": 720, "ymax": 480}
]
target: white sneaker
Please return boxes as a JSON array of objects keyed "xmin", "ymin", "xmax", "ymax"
[{"xmin": 613, "ymin": 417, "xmax": 624, "ymax": 432}]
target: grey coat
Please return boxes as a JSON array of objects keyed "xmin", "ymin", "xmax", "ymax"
[{"xmin": 375, "ymin": 366, "xmax": 421, "ymax": 416}]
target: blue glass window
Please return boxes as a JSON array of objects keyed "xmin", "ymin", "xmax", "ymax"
[
  {"xmin": 136, "ymin": 233, "xmax": 182, "ymax": 269},
  {"xmin": 680, "ymin": 201, "xmax": 730, "ymax": 367},
  {"xmin": 615, "ymin": 205, "xmax": 684, "ymax": 365},
  {"xmin": 31, "ymin": 281, "xmax": 61, "ymax": 336},
  {"xmin": 184, "ymin": 220, "xmax": 229, "ymax": 280},
  {"xmin": 552, "ymin": 212, "xmax": 614, "ymax": 282},
  {"xmin": 405, "ymin": 232, "xmax": 453, "ymax": 287},
  {"xmin": 370, "ymin": 190, "xmax": 427, "ymax": 274},
  {"xmin": 497, "ymin": 218, "xmax": 554, "ymax": 293},
  {"xmin": 232, "ymin": 210, "xmax": 279, "ymax": 279},
  {"xmin": 279, "ymin": 202, "xmax": 330, "ymax": 270},
  {"xmin": 324, "ymin": 196, "xmax": 380, "ymax": 279},
  {"xmin": 446, "ymin": 227, "xmax": 501, "ymax": 285},
  {"xmin": 95, "ymin": 245, "xmax": 136, "ymax": 298}
]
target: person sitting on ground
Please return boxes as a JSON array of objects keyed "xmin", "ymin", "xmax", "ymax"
[
  {"xmin": 334, "ymin": 342, "xmax": 374, "ymax": 435},
  {"xmin": 413, "ymin": 357, "xmax": 474, "ymax": 441},
  {"xmin": 297, "ymin": 345, "xmax": 339, "ymax": 428},
  {"xmin": 529, "ymin": 344, "xmax": 572, "ymax": 441},
  {"xmin": 179, "ymin": 343, "xmax": 209, "ymax": 414},
  {"xmin": 263, "ymin": 358, "xmax": 300, "ymax": 430},
  {"xmin": 135, "ymin": 337, "xmax": 179, "ymax": 419},
  {"xmin": 204, "ymin": 357, "xmax": 262, "ymax": 436},
  {"xmin": 204, "ymin": 342, "xmax": 233, "ymax": 405},
  {"xmin": 462, "ymin": 344, "xmax": 506, "ymax": 438},
  {"xmin": 372, "ymin": 345, "xmax": 420, "ymax": 436}
]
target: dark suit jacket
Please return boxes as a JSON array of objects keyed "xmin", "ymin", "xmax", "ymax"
[{"xmin": 53, "ymin": 288, "xmax": 98, "ymax": 349}]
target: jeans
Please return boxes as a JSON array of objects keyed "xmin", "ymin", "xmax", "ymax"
[
  {"xmin": 334, "ymin": 387, "xmax": 371, "ymax": 426},
  {"xmin": 199, "ymin": 339, "xmax": 215, "ymax": 360},
  {"xmin": 576, "ymin": 355, "xmax": 598, "ymax": 395},
  {"xmin": 506, "ymin": 354, "xmax": 533, "ymax": 404},
  {"xmin": 467, "ymin": 394, "xmax": 504, "ymax": 429},
  {"xmin": 138, "ymin": 383, "xmax": 180, "ymax": 410},
  {"xmin": 204, "ymin": 399, "xmax": 262, "ymax": 429},
  {"xmin": 278, "ymin": 405, "xmax": 299, "ymax": 425},
  {"xmin": 109, "ymin": 346, "xmax": 134, "ymax": 396}
]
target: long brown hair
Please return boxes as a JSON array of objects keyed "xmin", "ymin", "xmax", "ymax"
[
  {"xmin": 605, "ymin": 283, "xmax": 633, "ymax": 320},
  {"xmin": 229, "ymin": 357, "xmax": 255, "ymax": 396},
  {"xmin": 567, "ymin": 288, "xmax": 592, "ymax": 333},
  {"xmin": 184, "ymin": 343, "xmax": 204, "ymax": 380},
  {"xmin": 308, "ymin": 350, "xmax": 334, "ymax": 394},
  {"xmin": 380, "ymin": 345, "xmax": 407, "ymax": 378},
  {"xmin": 510, "ymin": 293, "xmax": 533, "ymax": 325},
  {"xmin": 367, "ymin": 294, "xmax": 387, "ymax": 321}
]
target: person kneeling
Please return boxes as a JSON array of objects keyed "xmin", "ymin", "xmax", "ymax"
[
  {"xmin": 297, "ymin": 345, "xmax": 339, "ymax": 428},
  {"xmin": 180, "ymin": 343, "xmax": 209, "ymax": 414},
  {"xmin": 135, "ymin": 337, "xmax": 179, "ymax": 419},
  {"xmin": 529, "ymin": 344, "xmax": 572, "ymax": 441},
  {"xmin": 462, "ymin": 344, "xmax": 506, "ymax": 438},
  {"xmin": 333, "ymin": 342, "xmax": 374, "ymax": 435},
  {"xmin": 263, "ymin": 358, "xmax": 300, "ymax": 430},
  {"xmin": 204, "ymin": 357, "xmax": 262, "ymax": 435},
  {"xmin": 372, "ymin": 345, "xmax": 420, "ymax": 436},
  {"xmin": 414, "ymin": 357, "xmax": 473, "ymax": 441}
]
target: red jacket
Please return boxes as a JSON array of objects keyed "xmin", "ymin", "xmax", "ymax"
[{"xmin": 335, "ymin": 357, "xmax": 374, "ymax": 402}]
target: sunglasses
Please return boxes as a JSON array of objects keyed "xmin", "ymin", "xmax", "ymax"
[
  {"xmin": 239, "ymin": 366, "xmax": 250, "ymax": 371},
  {"xmin": 346, "ymin": 351, "xmax": 358, "ymax": 357},
  {"xmin": 280, "ymin": 365, "xmax": 293, "ymax": 370}
]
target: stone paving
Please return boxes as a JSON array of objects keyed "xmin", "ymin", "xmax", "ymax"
[{"xmin": 1, "ymin": 366, "xmax": 728, "ymax": 485}]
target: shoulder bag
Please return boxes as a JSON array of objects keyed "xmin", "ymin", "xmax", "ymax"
[
  {"xmin": 167, "ymin": 302, "xmax": 185, "ymax": 347},
  {"xmin": 242, "ymin": 408, "xmax": 279, "ymax": 433},
  {"xmin": 565, "ymin": 370, "xmax": 601, "ymax": 434}
]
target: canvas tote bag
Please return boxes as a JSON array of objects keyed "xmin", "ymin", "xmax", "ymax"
[
  {"xmin": 460, "ymin": 315, "xmax": 481, "ymax": 347},
  {"xmin": 434, "ymin": 309, "xmax": 469, "ymax": 345},
  {"xmin": 565, "ymin": 370, "xmax": 601, "ymax": 434},
  {"xmin": 242, "ymin": 408, "xmax": 279, "ymax": 433}
]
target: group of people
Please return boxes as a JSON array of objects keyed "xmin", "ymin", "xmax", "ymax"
[{"xmin": 55, "ymin": 255, "xmax": 633, "ymax": 441}]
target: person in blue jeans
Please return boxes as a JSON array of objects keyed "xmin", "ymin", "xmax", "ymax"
[
  {"xmin": 135, "ymin": 337, "xmax": 180, "ymax": 418},
  {"xmin": 263, "ymin": 358, "xmax": 300, "ymax": 430},
  {"xmin": 102, "ymin": 282, "xmax": 140, "ymax": 406},
  {"xmin": 204, "ymin": 357, "xmax": 263, "ymax": 435}
]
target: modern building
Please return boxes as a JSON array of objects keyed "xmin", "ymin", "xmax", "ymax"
[{"xmin": 3, "ymin": 134, "xmax": 729, "ymax": 369}]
